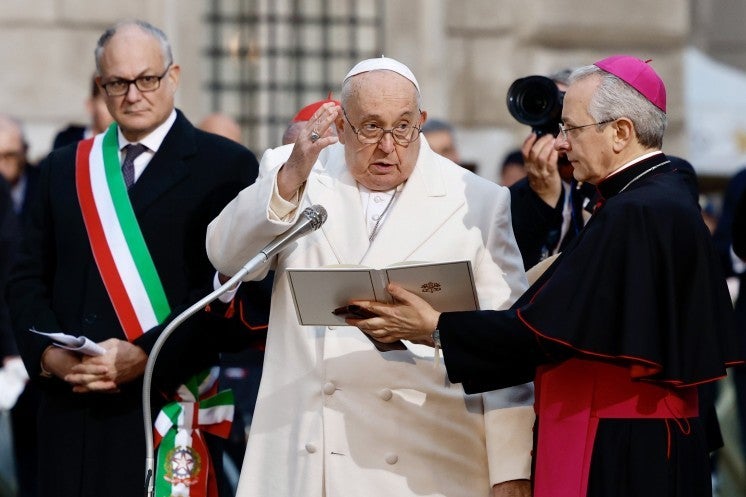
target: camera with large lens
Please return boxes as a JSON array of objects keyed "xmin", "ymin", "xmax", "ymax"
[{"xmin": 506, "ymin": 75, "xmax": 564, "ymax": 137}]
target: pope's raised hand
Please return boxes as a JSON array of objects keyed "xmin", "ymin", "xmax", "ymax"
[{"xmin": 277, "ymin": 102, "xmax": 340, "ymax": 200}]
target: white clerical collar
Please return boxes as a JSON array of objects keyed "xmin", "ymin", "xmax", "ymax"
[
  {"xmin": 357, "ymin": 183, "xmax": 403, "ymax": 242},
  {"xmin": 604, "ymin": 150, "xmax": 663, "ymax": 181}
]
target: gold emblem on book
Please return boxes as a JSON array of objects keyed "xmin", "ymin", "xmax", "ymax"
[{"xmin": 420, "ymin": 281, "xmax": 442, "ymax": 293}]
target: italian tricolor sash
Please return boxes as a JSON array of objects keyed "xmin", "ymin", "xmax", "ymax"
[
  {"xmin": 154, "ymin": 367, "xmax": 234, "ymax": 497},
  {"xmin": 76, "ymin": 124, "xmax": 170, "ymax": 340},
  {"xmin": 76, "ymin": 125, "xmax": 234, "ymax": 497}
]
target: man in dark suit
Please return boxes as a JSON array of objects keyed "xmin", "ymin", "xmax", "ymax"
[
  {"xmin": 6, "ymin": 20, "xmax": 258, "ymax": 497},
  {"xmin": 0, "ymin": 115, "xmax": 39, "ymax": 226},
  {"xmin": 716, "ymin": 168, "xmax": 746, "ymax": 463},
  {"xmin": 0, "ymin": 118, "xmax": 38, "ymax": 497},
  {"xmin": 0, "ymin": 176, "xmax": 19, "ymax": 378},
  {"xmin": 0, "ymin": 176, "xmax": 20, "ymax": 496}
]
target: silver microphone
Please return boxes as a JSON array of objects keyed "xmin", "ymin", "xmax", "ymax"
[
  {"xmin": 143, "ymin": 204, "xmax": 327, "ymax": 497},
  {"xmin": 260, "ymin": 204, "xmax": 327, "ymax": 260}
]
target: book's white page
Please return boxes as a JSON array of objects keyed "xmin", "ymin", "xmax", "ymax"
[{"xmin": 287, "ymin": 268, "xmax": 384, "ymax": 326}]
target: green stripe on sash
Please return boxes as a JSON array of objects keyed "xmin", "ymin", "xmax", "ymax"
[{"xmin": 102, "ymin": 126, "xmax": 171, "ymax": 323}]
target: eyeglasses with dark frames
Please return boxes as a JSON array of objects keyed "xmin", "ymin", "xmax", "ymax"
[
  {"xmin": 342, "ymin": 108, "xmax": 422, "ymax": 146},
  {"xmin": 100, "ymin": 64, "xmax": 172, "ymax": 97},
  {"xmin": 557, "ymin": 119, "xmax": 614, "ymax": 140}
]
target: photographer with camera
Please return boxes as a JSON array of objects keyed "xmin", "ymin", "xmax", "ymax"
[
  {"xmin": 507, "ymin": 69, "xmax": 700, "ymax": 272},
  {"xmin": 507, "ymin": 69, "xmax": 599, "ymax": 270}
]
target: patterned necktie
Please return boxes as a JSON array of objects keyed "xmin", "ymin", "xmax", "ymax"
[{"xmin": 122, "ymin": 143, "xmax": 147, "ymax": 189}]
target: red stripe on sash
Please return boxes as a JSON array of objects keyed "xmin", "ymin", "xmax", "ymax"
[{"xmin": 76, "ymin": 138, "xmax": 143, "ymax": 341}]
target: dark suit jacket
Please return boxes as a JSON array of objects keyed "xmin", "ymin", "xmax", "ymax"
[
  {"xmin": 510, "ymin": 177, "xmax": 596, "ymax": 270},
  {"xmin": 16, "ymin": 164, "xmax": 40, "ymax": 227},
  {"xmin": 6, "ymin": 110, "xmax": 258, "ymax": 497},
  {"xmin": 716, "ymin": 168, "xmax": 746, "ymax": 357},
  {"xmin": 734, "ymin": 185, "xmax": 746, "ymax": 260},
  {"xmin": 0, "ymin": 177, "xmax": 19, "ymax": 358},
  {"xmin": 51, "ymin": 124, "xmax": 86, "ymax": 150}
]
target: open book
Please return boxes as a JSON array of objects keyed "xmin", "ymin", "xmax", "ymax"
[{"xmin": 286, "ymin": 260, "xmax": 479, "ymax": 327}]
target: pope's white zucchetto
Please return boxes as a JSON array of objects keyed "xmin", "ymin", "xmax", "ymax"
[{"xmin": 343, "ymin": 56, "xmax": 420, "ymax": 92}]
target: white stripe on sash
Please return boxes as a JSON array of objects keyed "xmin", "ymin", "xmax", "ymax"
[{"xmin": 88, "ymin": 134, "xmax": 160, "ymax": 331}]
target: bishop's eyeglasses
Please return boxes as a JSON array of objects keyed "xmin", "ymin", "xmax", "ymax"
[{"xmin": 557, "ymin": 119, "xmax": 614, "ymax": 141}]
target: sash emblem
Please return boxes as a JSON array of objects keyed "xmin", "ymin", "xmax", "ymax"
[{"xmin": 164, "ymin": 445, "xmax": 202, "ymax": 487}]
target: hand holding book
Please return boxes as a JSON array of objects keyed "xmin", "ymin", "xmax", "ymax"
[
  {"xmin": 345, "ymin": 283, "xmax": 443, "ymax": 353},
  {"xmin": 287, "ymin": 260, "xmax": 476, "ymax": 353},
  {"xmin": 333, "ymin": 304, "xmax": 408, "ymax": 351}
]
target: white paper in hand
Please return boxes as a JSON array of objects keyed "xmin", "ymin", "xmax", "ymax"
[{"xmin": 30, "ymin": 329, "xmax": 106, "ymax": 356}]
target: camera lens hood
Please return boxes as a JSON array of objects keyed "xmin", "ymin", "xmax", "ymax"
[{"xmin": 506, "ymin": 75, "xmax": 564, "ymax": 135}]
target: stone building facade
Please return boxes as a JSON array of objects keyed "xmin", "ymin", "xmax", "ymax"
[
  {"xmin": 0, "ymin": 0, "xmax": 744, "ymax": 181},
  {"xmin": 0, "ymin": 0, "xmax": 745, "ymax": 494}
]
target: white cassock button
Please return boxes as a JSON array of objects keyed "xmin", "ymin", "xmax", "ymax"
[
  {"xmin": 305, "ymin": 443, "xmax": 317, "ymax": 453},
  {"xmin": 372, "ymin": 213, "xmax": 381, "ymax": 220},
  {"xmin": 323, "ymin": 382, "xmax": 336, "ymax": 395},
  {"xmin": 328, "ymin": 325, "xmax": 337, "ymax": 330},
  {"xmin": 373, "ymin": 195, "xmax": 384, "ymax": 203},
  {"xmin": 379, "ymin": 388, "xmax": 393, "ymax": 401},
  {"xmin": 385, "ymin": 453, "xmax": 399, "ymax": 465}
]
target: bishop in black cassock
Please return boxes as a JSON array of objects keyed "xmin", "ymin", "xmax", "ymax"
[{"xmin": 351, "ymin": 55, "xmax": 743, "ymax": 497}]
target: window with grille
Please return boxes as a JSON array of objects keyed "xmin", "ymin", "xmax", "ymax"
[{"xmin": 204, "ymin": 0, "xmax": 385, "ymax": 152}]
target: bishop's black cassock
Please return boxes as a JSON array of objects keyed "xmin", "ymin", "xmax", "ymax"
[{"xmin": 439, "ymin": 152, "xmax": 742, "ymax": 497}]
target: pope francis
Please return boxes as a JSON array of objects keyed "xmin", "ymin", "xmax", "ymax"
[{"xmin": 206, "ymin": 57, "xmax": 534, "ymax": 497}]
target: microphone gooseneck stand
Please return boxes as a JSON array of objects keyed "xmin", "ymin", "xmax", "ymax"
[{"xmin": 142, "ymin": 205, "xmax": 327, "ymax": 497}]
